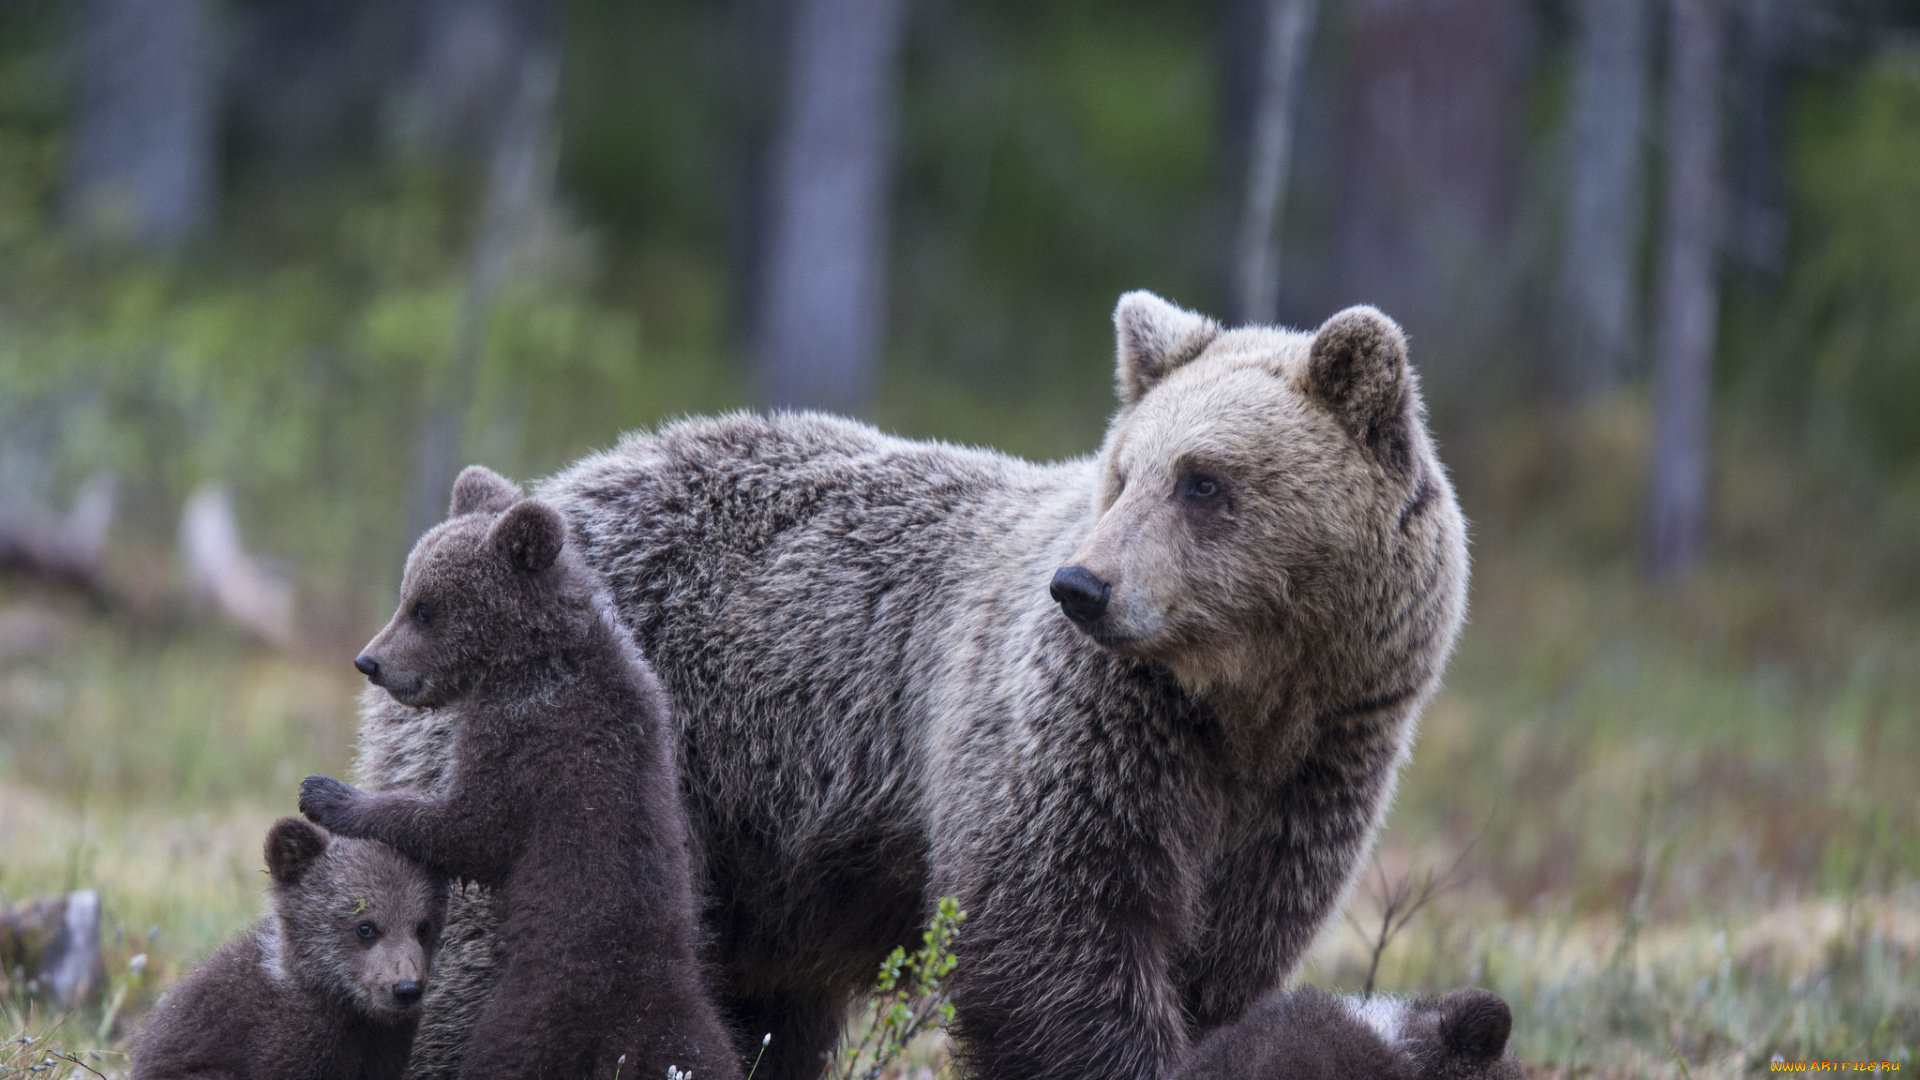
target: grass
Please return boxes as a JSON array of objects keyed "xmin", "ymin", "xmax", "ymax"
[{"xmin": 0, "ymin": 403, "xmax": 1914, "ymax": 1077}]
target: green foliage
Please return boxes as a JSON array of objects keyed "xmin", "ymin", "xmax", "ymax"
[
  {"xmin": 0, "ymin": 169, "xmax": 728, "ymax": 615},
  {"xmin": 830, "ymin": 898, "xmax": 966, "ymax": 1080},
  {"xmin": 1732, "ymin": 46, "xmax": 1920, "ymax": 477}
]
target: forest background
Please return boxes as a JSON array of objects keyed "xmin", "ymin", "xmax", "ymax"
[{"xmin": 1, "ymin": 0, "xmax": 1918, "ymax": 1076}]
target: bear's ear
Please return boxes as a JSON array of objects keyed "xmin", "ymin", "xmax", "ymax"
[
  {"xmin": 1305, "ymin": 306, "xmax": 1417, "ymax": 475},
  {"xmin": 1114, "ymin": 291, "xmax": 1222, "ymax": 405},
  {"xmin": 488, "ymin": 499, "xmax": 565, "ymax": 574},
  {"xmin": 265, "ymin": 817, "xmax": 329, "ymax": 887},
  {"xmin": 449, "ymin": 465, "xmax": 521, "ymax": 519},
  {"xmin": 1438, "ymin": 989, "xmax": 1512, "ymax": 1064}
]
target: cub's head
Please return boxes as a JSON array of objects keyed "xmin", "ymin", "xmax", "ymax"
[
  {"xmin": 1051, "ymin": 291, "xmax": 1463, "ymax": 693},
  {"xmin": 1394, "ymin": 989, "xmax": 1524, "ymax": 1080},
  {"xmin": 262, "ymin": 817, "xmax": 446, "ymax": 1024},
  {"xmin": 1182, "ymin": 987, "xmax": 1521, "ymax": 1080},
  {"xmin": 354, "ymin": 466, "xmax": 581, "ymax": 708}
]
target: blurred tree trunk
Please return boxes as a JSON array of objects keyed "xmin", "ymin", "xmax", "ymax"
[
  {"xmin": 406, "ymin": 0, "xmax": 551, "ymax": 159},
  {"xmin": 1230, "ymin": 0, "xmax": 1320, "ymax": 327},
  {"xmin": 1644, "ymin": 0, "xmax": 1725, "ymax": 582},
  {"xmin": 753, "ymin": 0, "xmax": 911, "ymax": 414},
  {"xmin": 66, "ymin": 0, "xmax": 218, "ymax": 247},
  {"xmin": 1554, "ymin": 0, "xmax": 1650, "ymax": 398},
  {"xmin": 228, "ymin": 0, "xmax": 410, "ymax": 164},
  {"xmin": 1724, "ymin": 0, "xmax": 1790, "ymax": 277},
  {"xmin": 404, "ymin": 51, "xmax": 560, "ymax": 544},
  {"xmin": 399, "ymin": 0, "xmax": 556, "ymax": 545},
  {"xmin": 1332, "ymin": 0, "xmax": 1531, "ymax": 394}
]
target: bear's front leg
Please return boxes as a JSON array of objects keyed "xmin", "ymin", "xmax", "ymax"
[
  {"xmin": 947, "ymin": 874, "xmax": 1194, "ymax": 1080},
  {"xmin": 299, "ymin": 776, "xmax": 507, "ymax": 883},
  {"xmin": 938, "ymin": 766, "xmax": 1210, "ymax": 1080}
]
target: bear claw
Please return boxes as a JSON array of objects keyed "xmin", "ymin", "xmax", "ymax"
[{"xmin": 299, "ymin": 775, "xmax": 363, "ymax": 830}]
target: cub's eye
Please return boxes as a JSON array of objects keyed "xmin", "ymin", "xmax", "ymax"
[
  {"xmin": 411, "ymin": 601, "xmax": 433, "ymax": 627},
  {"xmin": 1181, "ymin": 475, "xmax": 1221, "ymax": 500},
  {"xmin": 357, "ymin": 922, "xmax": 379, "ymax": 941},
  {"xmin": 416, "ymin": 921, "xmax": 433, "ymax": 942}
]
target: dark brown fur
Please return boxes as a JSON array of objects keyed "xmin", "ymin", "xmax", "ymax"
[
  {"xmin": 1175, "ymin": 988, "xmax": 1524, "ymax": 1080},
  {"xmin": 301, "ymin": 471, "xmax": 739, "ymax": 1080},
  {"xmin": 132, "ymin": 818, "xmax": 445, "ymax": 1080}
]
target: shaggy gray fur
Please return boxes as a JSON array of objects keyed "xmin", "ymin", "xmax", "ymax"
[{"xmin": 363, "ymin": 293, "xmax": 1469, "ymax": 1080}]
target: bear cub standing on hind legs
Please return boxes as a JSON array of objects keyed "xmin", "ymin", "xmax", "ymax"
[
  {"xmin": 132, "ymin": 817, "xmax": 446, "ymax": 1080},
  {"xmin": 299, "ymin": 467, "xmax": 739, "ymax": 1080}
]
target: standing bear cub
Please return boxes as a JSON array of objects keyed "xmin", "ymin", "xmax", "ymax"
[
  {"xmin": 364, "ymin": 293, "xmax": 1470, "ymax": 1080},
  {"xmin": 300, "ymin": 470, "xmax": 738, "ymax": 1080},
  {"xmin": 132, "ymin": 817, "xmax": 445, "ymax": 1080}
]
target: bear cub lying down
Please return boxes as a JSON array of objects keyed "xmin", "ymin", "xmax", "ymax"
[
  {"xmin": 1176, "ymin": 986, "xmax": 1524, "ymax": 1080},
  {"xmin": 132, "ymin": 817, "xmax": 445, "ymax": 1080},
  {"xmin": 300, "ymin": 467, "xmax": 737, "ymax": 1080}
]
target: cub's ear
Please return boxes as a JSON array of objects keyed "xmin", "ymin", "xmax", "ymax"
[
  {"xmin": 488, "ymin": 499, "xmax": 566, "ymax": 573},
  {"xmin": 449, "ymin": 465, "xmax": 521, "ymax": 518},
  {"xmin": 265, "ymin": 817, "xmax": 329, "ymax": 887},
  {"xmin": 1438, "ymin": 988, "xmax": 1513, "ymax": 1064},
  {"xmin": 1114, "ymin": 290, "xmax": 1222, "ymax": 405},
  {"xmin": 1305, "ymin": 306, "xmax": 1417, "ymax": 475}
]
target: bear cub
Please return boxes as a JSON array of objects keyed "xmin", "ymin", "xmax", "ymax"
[
  {"xmin": 1176, "ymin": 987, "xmax": 1524, "ymax": 1080},
  {"xmin": 299, "ymin": 466, "xmax": 738, "ymax": 1080},
  {"xmin": 132, "ymin": 817, "xmax": 446, "ymax": 1080}
]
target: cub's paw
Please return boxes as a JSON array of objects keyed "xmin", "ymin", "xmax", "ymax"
[{"xmin": 299, "ymin": 775, "xmax": 365, "ymax": 832}]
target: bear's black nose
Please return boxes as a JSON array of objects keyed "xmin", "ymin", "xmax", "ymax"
[
  {"xmin": 1050, "ymin": 566, "xmax": 1111, "ymax": 625},
  {"xmin": 392, "ymin": 980, "xmax": 423, "ymax": 1006},
  {"xmin": 354, "ymin": 654, "xmax": 380, "ymax": 678}
]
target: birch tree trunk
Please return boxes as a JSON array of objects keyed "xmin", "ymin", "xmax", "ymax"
[
  {"xmin": 1231, "ymin": 0, "xmax": 1319, "ymax": 327},
  {"xmin": 1555, "ymin": 0, "xmax": 1650, "ymax": 397},
  {"xmin": 753, "ymin": 0, "xmax": 910, "ymax": 414},
  {"xmin": 404, "ymin": 52, "xmax": 560, "ymax": 544},
  {"xmin": 1644, "ymin": 0, "xmax": 1725, "ymax": 582},
  {"xmin": 66, "ymin": 0, "xmax": 217, "ymax": 247}
]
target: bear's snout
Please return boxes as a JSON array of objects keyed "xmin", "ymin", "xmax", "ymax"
[
  {"xmin": 354, "ymin": 654, "xmax": 380, "ymax": 678},
  {"xmin": 1050, "ymin": 566, "xmax": 1112, "ymax": 626},
  {"xmin": 391, "ymin": 980, "xmax": 423, "ymax": 1007}
]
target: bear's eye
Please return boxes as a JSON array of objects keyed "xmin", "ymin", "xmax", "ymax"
[
  {"xmin": 357, "ymin": 922, "xmax": 379, "ymax": 941},
  {"xmin": 1182, "ymin": 474, "xmax": 1220, "ymax": 500},
  {"xmin": 416, "ymin": 920, "xmax": 433, "ymax": 942},
  {"xmin": 411, "ymin": 601, "xmax": 433, "ymax": 627}
]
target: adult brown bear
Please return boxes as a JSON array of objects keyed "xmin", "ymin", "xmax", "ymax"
[{"xmin": 359, "ymin": 292, "xmax": 1469, "ymax": 1080}]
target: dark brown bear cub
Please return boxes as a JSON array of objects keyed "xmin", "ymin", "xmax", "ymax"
[
  {"xmin": 299, "ymin": 466, "xmax": 738, "ymax": 1080},
  {"xmin": 132, "ymin": 817, "xmax": 445, "ymax": 1080},
  {"xmin": 1175, "ymin": 987, "xmax": 1524, "ymax": 1080}
]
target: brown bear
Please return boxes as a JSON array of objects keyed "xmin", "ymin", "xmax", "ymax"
[
  {"xmin": 1174, "ymin": 987, "xmax": 1524, "ymax": 1079},
  {"xmin": 362, "ymin": 292, "xmax": 1469, "ymax": 1080},
  {"xmin": 131, "ymin": 817, "xmax": 445, "ymax": 1080},
  {"xmin": 299, "ymin": 471, "xmax": 740, "ymax": 1080}
]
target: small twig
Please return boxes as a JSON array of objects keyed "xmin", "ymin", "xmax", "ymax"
[
  {"xmin": 57, "ymin": 1050, "xmax": 108, "ymax": 1079},
  {"xmin": 1349, "ymin": 828, "xmax": 1484, "ymax": 996}
]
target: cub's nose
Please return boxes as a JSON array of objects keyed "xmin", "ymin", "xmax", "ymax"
[
  {"xmin": 354, "ymin": 654, "xmax": 380, "ymax": 678},
  {"xmin": 392, "ymin": 980, "xmax": 423, "ymax": 1007},
  {"xmin": 1049, "ymin": 566, "xmax": 1112, "ymax": 626}
]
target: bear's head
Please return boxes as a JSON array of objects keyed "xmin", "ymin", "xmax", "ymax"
[
  {"xmin": 262, "ymin": 817, "xmax": 446, "ymax": 1023},
  {"xmin": 1399, "ymin": 989, "xmax": 1523, "ymax": 1080},
  {"xmin": 1053, "ymin": 291, "xmax": 1464, "ymax": 698},
  {"xmin": 354, "ymin": 466, "xmax": 582, "ymax": 709}
]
